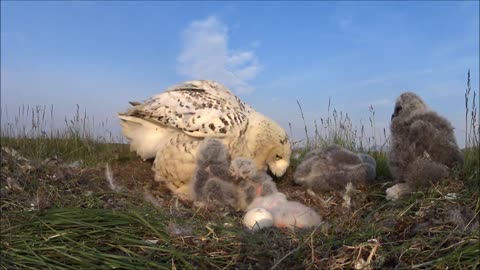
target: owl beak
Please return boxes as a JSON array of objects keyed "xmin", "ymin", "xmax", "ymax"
[{"xmin": 268, "ymin": 159, "xmax": 289, "ymax": 177}]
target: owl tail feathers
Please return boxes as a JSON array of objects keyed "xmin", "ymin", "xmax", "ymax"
[{"xmin": 118, "ymin": 115, "xmax": 166, "ymax": 160}]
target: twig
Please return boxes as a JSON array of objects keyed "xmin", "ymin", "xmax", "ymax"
[{"xmin": 366, "ymin": 239, "xmax": 381, "ymax": 265}]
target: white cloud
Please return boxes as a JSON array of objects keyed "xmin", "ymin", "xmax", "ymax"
[{"xmin": 177, "ymin": 16, "xmax": 262, "ymax": 94}]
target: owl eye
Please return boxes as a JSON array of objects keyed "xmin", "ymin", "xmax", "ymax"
[
  {"xmin": 392, "ymin": 105, "xmax": 402, "ymax": 120},
  {"xmin": 394, "ymin": 105, "xmax": 402, "ymax": 114},
  {"xmin": 275, "ymin": 155, "xmax": 282, "ymax": 160}
]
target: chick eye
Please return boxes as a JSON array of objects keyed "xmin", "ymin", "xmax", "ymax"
[
  {"xmin": 394, "ymin": 105, "xmax": 402, "ymax": 114},
  {"xmin": 275, "ymin": 155, "xmax": 282, "ymax": 160}
]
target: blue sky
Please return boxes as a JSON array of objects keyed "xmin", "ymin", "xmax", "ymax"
[{"xmin": 1, "ymin": 1, "xmax": 479, "ymax": 146}]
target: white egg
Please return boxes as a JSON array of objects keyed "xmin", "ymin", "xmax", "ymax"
[{"xmin": 242, "ymin": 207, "xmax": 274, "ymax": 231}]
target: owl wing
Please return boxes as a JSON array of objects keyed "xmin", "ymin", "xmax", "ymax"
[{"xmin": 119, "ymin": 80, "xmax": 253, "ymax": 137}]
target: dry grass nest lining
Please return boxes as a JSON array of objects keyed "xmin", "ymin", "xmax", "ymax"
[{"xmin": 1, "ymin": 146, "xmax": 479, "ymax": 270}]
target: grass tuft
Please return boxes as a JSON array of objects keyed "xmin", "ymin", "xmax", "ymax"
[{"xmin": 1, "ymin": 104, "xmax": 129, "ymax": 166}]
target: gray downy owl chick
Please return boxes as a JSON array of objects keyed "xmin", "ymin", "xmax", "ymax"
[
  {"xmin": 293, "ymin": 144, "xmax": 377, "ymax": 193},
  {"xmin": 190, "ymin": 138, "xmax": 239, "ymax": 208},
  {"xmin": 191, "ymin": 138, "xmax": 278, "ymax": 210},
  {"xmin": 387, "ymin": 92, "xmax": 463, "ymax": 200},
  {"xmin": 230, "ymin": 157, "xmax": 279, "ymax": 210},
  {"xmin": 200, "ymin": 177, "xmax": 239, "ymax": 209}
]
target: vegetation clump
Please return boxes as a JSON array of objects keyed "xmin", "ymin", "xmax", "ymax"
[{"xmin": 1, "ymin": 72, "xmax": 478, "ymax": 269}]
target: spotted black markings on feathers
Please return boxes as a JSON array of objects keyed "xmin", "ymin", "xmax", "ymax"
[
  {"xmin": 239, "ymin": 122, "xmax": 248, "ymax": 137},
  {"xmin": 183, "ymin": 142, "xmax": 188, "ymax": 152},
  {"xmin": 219, "ymin": 117, "xmax": 229, "ymax": 126}
]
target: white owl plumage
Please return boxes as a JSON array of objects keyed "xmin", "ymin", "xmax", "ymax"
[{"xmin": 118, "ymin": 80, "xmax": 291, "ymax": 199}]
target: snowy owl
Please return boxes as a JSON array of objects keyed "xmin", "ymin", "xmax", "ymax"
[
  {"xmin": 191, "ymin": 138, "xmax": 278, "ymax": 210},
  {"xmin": 293, "ymin": 144, "xmax": 377, "ymax": 193},
  {"xmin": 118, "ymin": 80, "xmax": 291, "ymax": 199},
  {"xmin": 387, "ymin": 92, "xmax": 463, "ymax": 200}
]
